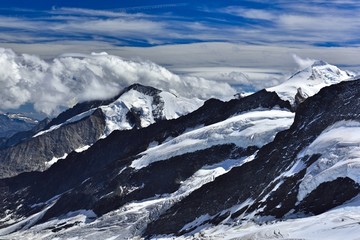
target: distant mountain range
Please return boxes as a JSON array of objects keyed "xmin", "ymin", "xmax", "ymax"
[
  {"xmin": 0, "ymin": 61, "xmax": 359, "ymax": 239},
  {"xmin": 0, "ymin": 113, "xmax": 38, "ymax": 138}
]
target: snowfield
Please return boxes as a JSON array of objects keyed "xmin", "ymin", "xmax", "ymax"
[
  {"xmin": 295, "ymin": 120, "xmax": 360, "ymax": 202},
  {"xmin": 100, "ymin": 89, "xmax": 203, "ymax": 135},
  {"xmin": 158, "ymin": 200, "xmax": 360, "ymax": 240},
  {"xmin": 131, "ymin": 108, "xmax": 294, "ymax": 169},
  {"xmin": 2, "ymin": 58, "xmax": 360, "ymax": 240}
]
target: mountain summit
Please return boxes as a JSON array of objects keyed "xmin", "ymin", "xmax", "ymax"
[{"xmin": 267, "ymin": 60, "xmax": 353, "ymax": 106}]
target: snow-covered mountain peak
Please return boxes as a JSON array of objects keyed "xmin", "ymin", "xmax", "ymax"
[
  {"xmin": 267, "ymin": 61, "xmax": 353, "ymax": 105},
  {"xmin": 36, "ymin": 84, "xmax": 204, "ymax": 138},
  {"xmin": 311, "ymin": 60, "xmax": 327, "ymax": 67}
]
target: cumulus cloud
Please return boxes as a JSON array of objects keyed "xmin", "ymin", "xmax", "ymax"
[{"xmin": 0, "ymin": 48, "xmax": 236, "ymax": 116}]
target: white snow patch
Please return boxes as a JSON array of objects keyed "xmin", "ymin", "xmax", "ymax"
[
  {"xmin": 159, "ymin": 91, "xmax": 203, "ymax": 119},
  {"xmin": 180, "ymin": 214, "xmax": 211, "ymax": 233},
  {"xmin": 75, "ymin": 145, "xmax": 90, "ymax": 153},
  {"xmin": 45, "ymin": 153, "xmax": 68, "ymax": 167},
  {"xmin": 297, "ymin": 120, "xmax": 360, "ymax": 202},
  {"xmin": 0, "ymin": 209, "xmax": 96, "ymax": 239},
  {"xmin": 131, "ymin": 109, "xmax": 294, "ymax": 169},
  {"xmin": 282, "ymin": 159, "xmax": 306, "ymax": 177}
]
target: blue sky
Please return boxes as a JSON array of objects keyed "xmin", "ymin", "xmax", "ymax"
[{"xmin": 0, "ymin": 0, "xmax": 359, "ymax": 47}]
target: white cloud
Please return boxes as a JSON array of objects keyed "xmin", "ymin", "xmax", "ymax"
[
  {"xmin": 0, "ymin": 48, "xmax": 236, "ymax": 115},
  {"xmin": 292, "ymin": 54, "xmax": 316, "ymax": 70},
  {"xmin": 51, "ymin": 7, "xmax": 146, "ymax": 18},
  {"xmin": 223, "ymin": 7, "xmax": 276, "ymax": 20},
  {"xmin": 3, "ymin": 42, "xmax": 360, "ymax": 93}
]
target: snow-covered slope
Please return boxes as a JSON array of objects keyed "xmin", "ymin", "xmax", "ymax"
[
  {"xmin": 100, "ymin": 87, "xmax": 203, "ymax": 135},
  {"xmin": 295, "ymin": 120, "xmax": 360, "ymax": 202},
  {"xmin": 0, "ymin": 84, "xmax": 202, "ymax": 176},
  {"xmin": 35, "ymin": 84, "xmax": 203, "ymax": 138},
  {"xmin": 142, "ymin": 78, "xmax": 360, "ymax": 238},
  {"xmin": 131, "ymin": 108, "xmax": 294, "ymax": 169},
  {"xmin": 267, "ymin": 60, "xmax": 353, "ymax": 104},
  {"xmin": 0, "ymin": 155, "xmax": 256, "ymax": 240},
  {"xmin": 163, "ymin": 201, "xmax": 360, "ymax": 240}
]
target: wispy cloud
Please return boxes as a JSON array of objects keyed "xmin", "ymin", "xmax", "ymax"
[
  {"xmin": 0, "ymin": 2, "xmax": 359, "ymax": 48},
  {"xmin": 220, "ymin": 1, "xmax": 360, "ymax": 46},
  {"xmin": 222, "ymin": 7, "xmax": 276, "ymax": 21}
]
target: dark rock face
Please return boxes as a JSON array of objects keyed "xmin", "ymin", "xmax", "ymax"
[
  {"xmin": 293, "ymin": 87, "xmax": 309, "ymax": 110},
  {"xmin": 296, "ymin": 177, "xmax": 360, "ymax": 215},
  {"xmin": 0, "ymin": 109, "xmax": 106, "ymax": 178},
  {"xmin": 144, "ymin": 79, "xmax": 360, "ymax": 237},
  {"xmin": 0, "ymin": 88, "xmax": 289, "ymax": 231}
]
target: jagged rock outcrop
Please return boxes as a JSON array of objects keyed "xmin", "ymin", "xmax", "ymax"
[{"xmin": 293, "ymin": 87, "xmax": 309, "ymax": 110}]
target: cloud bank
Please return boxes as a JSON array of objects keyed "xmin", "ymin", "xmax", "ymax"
[{"xmin": 0, "ymin": 48, "xmax": 236, "ymax": 116}]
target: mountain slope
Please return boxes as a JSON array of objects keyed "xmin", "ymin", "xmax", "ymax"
[
  {"xmin": 145, "ymin": 78, "xmax": 360, "ymax": 238},
  {"xmin": 0, "ymin": 89, "xmax": 291, "ymax": 239}
]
